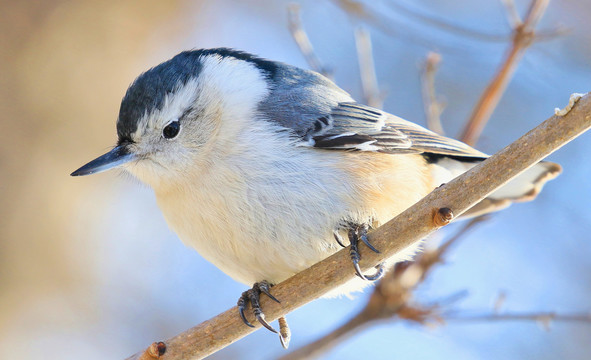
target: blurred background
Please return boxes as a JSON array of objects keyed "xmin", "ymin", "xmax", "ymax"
[{"xmin": 1, "ymin": 0, "xmax": 590, "ymax": 359}]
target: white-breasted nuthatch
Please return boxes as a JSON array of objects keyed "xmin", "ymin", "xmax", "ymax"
[{"xmin": 72, "ymin": 48, "xmax": 561, "ymax": 344}]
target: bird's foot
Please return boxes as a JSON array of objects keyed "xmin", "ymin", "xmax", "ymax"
[
  {"xmin": 237, "ymin": 281, "xmax": 290, "ymax": 347},
  {"xmin": 237, "ymin": 281, "xmax": 279, "ymax": 332},
  {"xmin": 348, "ymin": 223, "xmax": 385, "ymax": 281}
]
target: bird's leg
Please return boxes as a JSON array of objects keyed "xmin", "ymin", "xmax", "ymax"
[
  {"xmin": 237, "ymin": 281, "xmax": 290, "ymax": 346},
  {"xmin": 348, "ymin": 223, "xmax": 385, "ymax": 281}
]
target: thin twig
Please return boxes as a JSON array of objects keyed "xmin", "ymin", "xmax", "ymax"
[
  {"xmin": 126, "ymin": 93, "xmax": 591, "ymax": 360},
  {"xmin": 354, "ymin": 27, "xmax": 384, "ymax": 109},
  {"xmin": 444, "ymin": 311, "xmax": 591, "ymax": 329},
  {"xmin": 334, "ymin": 0, "xmax": 561, "ymax": 52},
  {"xmin": 421, "ymin": 52, "xmax": 446, "ymax": 135},
  {"xmin": 287, "ymin": 3, "xmax": 332, "ymax": 79},
  {"xmin": 535, "ymin": 26, "xmax": 571, "ymax": 41},
  {"xmin": 493, "ymin": 291, "xmax": 507, "ymax": 312},
  {"xmin": 423, "ymin": 290, "xmax": 470, "ymax": 309},
  {"xmin": 332, "ymin": 0, "xmax": 450, "ymax": 50},
  {"xmin": 500, "ymin": 0, "xmax": 523, "ymax": 28},
  {"xmin": 459, "ymin": 0, "xmax": 550, "ymax": 146},
  {"xmin": 437, "ymin": 216, "xmax": 489, "ymax": 254},
  {"xmin": 402, "ymin": 216, "xmax": 490, "ymax": 291},
  {"xmin": 387, "ymin": 0, "xmax": 510, "ymax": 42}
]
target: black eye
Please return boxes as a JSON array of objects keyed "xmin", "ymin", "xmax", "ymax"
[{"xmin": 162, "ymin": 120, "xmax": 180, "ymax": 139}]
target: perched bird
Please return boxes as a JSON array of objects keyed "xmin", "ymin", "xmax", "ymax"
[{"xmin": 71, "ymin": 48, "xmax": 561, "ymax": 346}]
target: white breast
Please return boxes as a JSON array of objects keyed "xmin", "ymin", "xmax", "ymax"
[{"xmin": 155, "ymin": 120, "xmax": 359, "ymax": 285}]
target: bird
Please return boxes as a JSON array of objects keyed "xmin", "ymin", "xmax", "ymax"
[{"xmin": 71, "ymin": 48, "xmax": 561, "ymax": 347}]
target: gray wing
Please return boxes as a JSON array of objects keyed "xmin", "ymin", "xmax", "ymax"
[
  {"xmin": 257, "ymin": 62, "xmax": 355, "ymax": 137},
  {"xmin": 310, "ymin": 102, "xmax": 487, "ymax": 158},
  {"xmin": 257, "ymin": 63, "xmax": 484, "ymax": 158}
]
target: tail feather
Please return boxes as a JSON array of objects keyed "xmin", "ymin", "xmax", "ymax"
[{"xmin": 427, "ymin": 155, "xmax": 561, "ymax": 218}]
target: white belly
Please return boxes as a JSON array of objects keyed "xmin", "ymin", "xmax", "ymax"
[
  {"xmin": 152, "ymin": 127, "xmax": 431, "ymax": 291},
  {"xmin": 155, "ymin": 148, "xmax": 354, "ymax": 285}
]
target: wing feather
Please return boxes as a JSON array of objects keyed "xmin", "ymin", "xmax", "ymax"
[{"xmin": 310, "ymin": 102, "xmax": 487, "ymax": 158}]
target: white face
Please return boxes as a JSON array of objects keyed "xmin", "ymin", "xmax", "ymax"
[{"xmin": 121, "ymin": 54, "xmax": 271, "ymax": 190}]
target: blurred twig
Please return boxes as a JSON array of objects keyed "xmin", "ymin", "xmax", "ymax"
[
  {"xmin": 444, "ymin": 311, "xmax": 591, "ymax": 330},
  {"xmin": 421, "ymin": 52, "xmax": 446, "ymax": 135},
  {"xmin": 288, "ymin": 5, "xmax": 386, "ymax": 108},
  {"xmin": 500, "ymin": 0, "xmax": 523, "ymax": 28},
  {"xmin": 125, "ymin": 92, "xmax": 591, "ymax": 360},
  {"xmin": 332, "ymin": 0, "xmax": 448, "ymax": 50},
  {"xmin": 459, "ymin": 0, "xmax": 550, "ymax": 145},
  {"xmin": 333, "ymin": 0, "xmax": 563, "ymax": 48},
  {"xmin": 493, "ymin": 291, "xmax": 508, "ymax": 312},
  {"xmin": 354, "ymin": 27, "xmax": 385, "ymax": 109},
  {"xmin": 387, "ymin": 0, "xmax": 509, "ymax": 42},
  {"xmin": 287, "ymin": 3, "xmax": 333, "ymax": 79}
]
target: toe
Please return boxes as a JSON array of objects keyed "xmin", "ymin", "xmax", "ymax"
[{"xmin": 255, "ymin": 311, "xmax": 278, "ymax": 333}]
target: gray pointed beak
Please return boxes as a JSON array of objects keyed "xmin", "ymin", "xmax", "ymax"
[{"xmin": 71, "ymin": 145, "xmax": 136, "ymax": 176}]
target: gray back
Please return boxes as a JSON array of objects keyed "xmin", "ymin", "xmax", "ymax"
[{"xmin": 257, "ymin": 63, "xmax": 353, "ymax": 138}]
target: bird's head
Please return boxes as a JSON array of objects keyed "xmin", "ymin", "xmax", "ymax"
[{"xmin": 71, "ymin": 49, "xmax": 277, "ymax": 188}]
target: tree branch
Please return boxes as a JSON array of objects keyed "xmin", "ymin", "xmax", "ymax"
[
  {"xmin": 459, "ymin": 0, "xmax": 550, "ymax": 145},
  {"xmin": 125, "ymin": 92, "xmax": 591, "ymax": 360}
]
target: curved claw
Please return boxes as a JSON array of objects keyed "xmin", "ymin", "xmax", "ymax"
[
  {"xmin": 255, "ymin": 312, "xmax": 278, "ymax": 333},
  {"xmin": 262, "ymin": 290, "xmax": 280, "ymax": 304},
  {"xmin": 348, "ymin": 223, "xmax": 383, "ymax": 281},
  {"xmin": 237, "ymin": 282, "xmax": 282, "ymax": 335},
  {"xmin": 353, "ymin": 261, "xmax": 368, "ymax": 281},
  {"xmin": 258, "ymin": 282, "xmax": 280, "ymax": 303},
  {"xmin": 359, "ymin": 233, "xmax": 380, "ymax": 253},
  {"xmin": 358, "ymin": 225, "xmax": 380, "ymax": 253},
  {"xmin": 354, "ymin": 261, "xmax": 385, "ymax": 282},
  {"xmin": 363, "ymin": 263, "xmax": 385, "ymax": 281},
  {"xmin": 333, "ymin": 231, "xmax": 347, "ymax": 248},
  {"xmin": 238, "ymin": 305, "xmax": 255, "ymax": 328}
]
